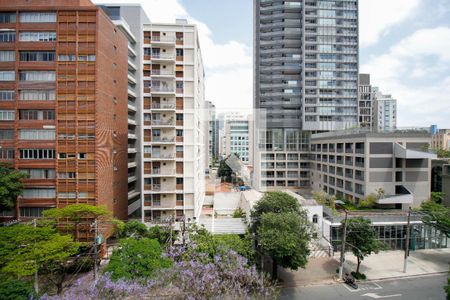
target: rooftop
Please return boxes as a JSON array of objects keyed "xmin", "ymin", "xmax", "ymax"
[{"xmin": 311, "ymin": 127, "xmax": 431, "ymax": 140}]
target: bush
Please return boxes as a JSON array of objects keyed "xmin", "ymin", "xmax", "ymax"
[
  {"xmin": 351, "ymin": 271, "xmax": 367, "ymax": 280},
  {"xmin": 232, "ymin": 207, "xmax": 246, "ymax": 218},
  {"xmin": 0, "ymin": 277, "xmax": 36, "ymax": 300}
]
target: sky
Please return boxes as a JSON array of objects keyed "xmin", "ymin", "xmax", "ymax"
[{"xmin": 94, "ymin": 0, "xmax": 450, "ymax": 128}]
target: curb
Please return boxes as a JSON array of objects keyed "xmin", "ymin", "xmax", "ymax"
[{"xmin": 365, "ymin": 271, "xmax": 448, "ymax": 283}]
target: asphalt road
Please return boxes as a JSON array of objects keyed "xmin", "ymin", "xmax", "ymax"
[{"xmin": 281, "ymin": 274, "xmax": 447, "ymax": 300}]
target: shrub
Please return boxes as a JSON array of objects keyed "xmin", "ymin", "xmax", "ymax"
[{"xmin": 0, "ymin": 277, "xmax": 36, "ymax": 300}]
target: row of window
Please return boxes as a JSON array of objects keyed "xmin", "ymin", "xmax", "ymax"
[
  {"xmin": 19, "ymin": 130, "xmax": 55, "ymax": 140},
  {"xmin": 0, "ymin": 90, "xmax": 56, "ymax": 101},
  {"xmin": 0, "ymin": 71, "xmax": 56, "ymax": 82}
]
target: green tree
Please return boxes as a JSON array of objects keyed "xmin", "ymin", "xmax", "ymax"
[
  {"xmin": 105, "ymin": 238, "xmax": 172, "ymax": 281},
  {"xmin": 43, "ymin": 204, "xmax": 121, "ymax": 241},
  {"xmin": 419, "ymin": 200, "xmax": 450, "ymax": 238},
  {"xmin": 430, "ymin": 192, "xmax": 445, "ymax": 204},
  {"xmin": 344, "ymin": 217, "xmax": 382, "ymax": 275},
  {"xmin": 118, "ymin": 220, "xmax": 149, "ymax": 238},
  {"xmin": 217, "ymin": 157, "xmax": 233, "ymax": 182},
  {"xmin": 257, "ymin": 212, "xmax": 312, "ymax": 279},
  {"xmin": 0, "ymin": 276, "xmax": 36, "ymax": 300},
  {"xmin": 0, "ymin": 165, "xmax": 28, "ymax": 210},
  {"xmin": 358, "ymin": 194, "xmax": 377, "ymax": 209}
]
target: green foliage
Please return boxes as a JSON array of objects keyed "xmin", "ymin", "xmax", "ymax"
[
  {"xmin": 118, "ymin": 220, "xmax": 149, "ymax": 239},
  {"xmin": 148, "ymin": 225, "xmax": 174, "ymax": 246},
  {"xmin": 105, "ymin": 238, "xmax": 172, "ymax": 281},
  {"xmin": 0, "ymin": 165, "xmax": 28, "ymax": 210},
  {"xmin": 344, "ymin": 217, "xmax": 382, "ymax": 274},
  {"xmin": 351, "ymin": 271, "xmax": 367, "ymax": 280},
  {"xmin": 312, "ymin": 191, "xmax": 337, "ymax": 211},
  {"xmin": 257, "ymin": 212, "xmax": 312, "ymax": 271},
  {"xmin": 419, "ymin": 200, "xmax": 450, "ymax": 238},
  {"xmin": 232, "ymin": 207, "xmax": 246, "ymax": 218},
  {"xmin": 358, "ymin": 194, "xmax": 377, "ymax": 209},
  {"xmin": 217, "ymin": 157, "xmax": 234, "ymax": 182},
  {"xmin": 0, "ymin": 276, "xmax": 36, "ymax": 300},
  {"xmin": 435, "ymin": 149, "xmax": 450, "ymax": 158},
  {"xmin": 431, "ymin": 192, "xmax": 445, "ymax": 204}
]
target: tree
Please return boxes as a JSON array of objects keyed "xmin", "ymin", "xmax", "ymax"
[
  {"xmin": 104, "ymin": 238, "xmax": 172, "ymax": 281},
  {"xmin": 0, "ymin": 224, "xmax": 80, "ymax": 294},
  {"xmin": 0, "ymin": 165, "xmax": 28, "ymax": 210},
  {"xmin": 0, "ymin": 276, "xmax": 36, "ymax": 300},
  {"xmin": 430, "ymin": 192, "xmax": 445, "ymax": 204},
  {"xmin": 43, "ymin": 204, "xmax": 121, "ymax": 241},
  {"xmin": 257, "ymin": 212, "xmax": 312, "ymax": 279},
  {"xmin": 343, "ymin": 217, "xmax": 381, "ymax": 275},
  {"xmin": 419, "ymin": 200, "xmax": 450, "ymax": 238},
  {"xmin": 358, "ymin": 194, "xmax": 377, "ymax": 209},
  {"xmin": 217, "ymin": 158, "xmax": 233, "ymax": 182},
  {"xmin": 118, "ymin": 220, "xmax": 149, "ymax": 239}
]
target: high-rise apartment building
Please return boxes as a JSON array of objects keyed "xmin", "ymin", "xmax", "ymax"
[
  {"xmin": 253, "ymin": 0, "xmax": 359, "ymax": 191},
  {"xmin": 358, "ymin": 73, "xmax": 373, "ymax": 128},
  {"xmin": 431, "ymin": 129, "xmax": 450, "ymax": 151},
  {"xmin": 224, "ymin": 116, "xmax": 254, "ymax": 165},
  {"xmin": 141, "ymin": 20, "xmax": 206, "ymax": 223},
  {"xmin": 204, "ymin": 100, "xmax": 218, "ymax": 168},
  {"xmin": 373, "ymin": 88, "xmax": 397, "ymax": 132},
  {"xmin": 0, "ymin": 0, "xmax": 129, "ymax": 222}
]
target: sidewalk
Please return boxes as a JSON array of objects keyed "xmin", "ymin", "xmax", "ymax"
[
  {"xmin": 340, "ymin": 248, "xmax": 450, "ymax": 280},
  {"xmin": 279, "ymin": 248, "xmax": 450, "ymax": 287}
]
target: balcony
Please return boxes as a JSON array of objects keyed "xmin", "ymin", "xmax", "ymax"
[
  {"xmin": 151, "ymin": 86, "xmax": 175, "ymax": 94},
  {"xmin": 150, "ymin": 153, "xmax": 175, "ymax": 160},
  {"xmin": 151, "ymin": 36, "xmax": 176, "ymax": 45},
  {"xmin": 151, "ymin": 70, "xmax": 175, "ymax": 77},
  {"xmin": 151, "ymin": 53, "xmax": 175, "ymax": 61},
  {"xmin": 151, "ymin": 103, "xmax": 176, "ymax": 110},
  {"xmin": 151, "ymin": 136, "xmax": 175, "ymax": 144},
  {"xmin": 151, "ymin": 119, "xmax": 175, "ymax": 127}
]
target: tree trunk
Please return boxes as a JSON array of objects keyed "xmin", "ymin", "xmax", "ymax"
[
  {"xmin": 272, "ymin": 260, "xmax": 278, "ymax": 280},
  {"xmin": 356, "ymin": 257, "xmax": 361, "ymax": 274},
  {"xmin": 57, "ymin": 282, "xmax": 63, "ymax": 295}
]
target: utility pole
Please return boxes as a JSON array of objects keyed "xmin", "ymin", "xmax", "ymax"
[
  {"xmin": 92, "ymin": 219, "xmax": 98, "ymax": 280},
  {"xmin": 339, "ymin": 210, "xmax": 348, "ymax": 280},
  {"xmin": 32, "ymin": 219, "xmax": 39, "ymax": 294},
  {"xmin": 403, "ymin": 207, "xmax": 411, "ymax": 273}
]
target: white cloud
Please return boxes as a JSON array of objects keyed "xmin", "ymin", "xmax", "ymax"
[
  {"xmin": 359, "ymin": 0, "xmax": 422, "ymax": 47},
  {"xmin": 362, "ymin": 27, "xmax": 450, "ymax": 127},
  {"xmin": 94, "ymin": 0, "xmax": 252, "ymax": 110}
]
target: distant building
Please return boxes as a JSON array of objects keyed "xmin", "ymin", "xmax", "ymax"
[
  {"xmin": 310, "ymin": 129, "xmax": 436, "ymax": 209},
  {"xmin": 358, "ymin": 74, "xmax": 374, "ymax": 129},
  {"xmin": 431, "ymin": 158, "xmax": 450, "ymax": 207},
  {"xmin": 224, "ymin": 115, "xmax": 254, "ymax": 165},
  {"xmin": 431, "ymin": 129, "xmax": 450, "ymax": 151},
  {"xmin": 373, "ymin": 88, "xmax": 397, "ymax": 131},
  {"xmin": 204, "ymin": 101, "xmax": 218, "ymax": 168}
]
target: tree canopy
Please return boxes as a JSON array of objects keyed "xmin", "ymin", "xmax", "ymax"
[
  {"xmin": 0, "ymin": 165, "xmax": 28, "ymax": 210},
  {"xmin": 344, "ymin": 217, "xmax": 382, "ymax": 274},
  {"xmin": 105, "ymin": 237, "xmax": 172, "ymax": 281},
  {"xmin": 419, "ymin": 200, "xmax": 450, "ymax": 238}
]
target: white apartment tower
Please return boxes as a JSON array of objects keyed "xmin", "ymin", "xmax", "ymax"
[
  {"xmin": 141, "ymin": 19, "xmax": 206, "ymax": 223},
  {"xmin": 224, "ymin": 116, "xmax": 254, "ymax": 165},
  {"xmin": 373, "ymin": 88, "xmax": 397, "ymax": 132}
]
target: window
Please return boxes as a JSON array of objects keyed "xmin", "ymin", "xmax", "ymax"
[
  {"xmin": 0, "ymin": 90, "xmax": 15, "ymax": 101},
  {"xmin": 176, "ymin": 49, "xmax": 184, "ymax": 56},
  {"xmin": 0, "ymin": 129, "xmax": 14, "ymax": 140},
  {"xmin": 20, "ymin": 71, "xmax": 55, "ymax": 81},
  {"xmin": 58, "ymin": 192, "xmax": 76, "ymax": 199},
  {"xmin": 20, "ymin": 90, "xmax": 55, "ymax": 101},
  {"xmin": 22, "ymin": 169, "xmax": 55, "ymax": 179},
  {"xmin": 78, "ymin": 153, "xmax": 87, "ymax": 159},
  {"xmin": 0, "ymin": 110, "xmax": 14, "ymax": 120},
  {"xmin": 312, "ymin": 214, "xmax": 318, "ymax": 224},
  {"xmin": 78, "ymin": 55, "xmax": 96, "ymax": 61},
  {"xmin": 176, "ymin": 129, "xmax": 183, "ymax": 137},
  {"xmin": 0, "ymin": 71, "xmax": 15, "ymax": 81},
  {"xmin": 19, "ymin": 130, "xmax": 55, "ymax": 140},
  {"xmin": 20, "ymin": 51, "xmax": 55, "ymax": 62},
  {"xmin": 0, "ymin": 149, "xmax": 14, "ymax": 159},
  {"xmin": 19, "ymin": 32, "xmax": 56, "ymax": 42},
  {"xmin": 58, "ymin": 54, "xmax": 76, "ymax": 61},
  {"xmin": 19, "ymin": 110, "xmax": 55, "ymax": 120},
  {"xmin": 0, "ymin": 31, "xmax": 16, "ymax": 42},
  {"xmin": 20, "ymin": 149, "xmax": 55, "ymax": 159},
  {"xmin": 20, "ymin": 12, "xmax": 56, "ymax": 23},
  {"xmin": 22, "ymin": 188, "xmax": 56, "ymax": 198},
  {"xmin": 20, "ymin": 207, "xmax": 49, "ymax": 217},
  {"xmin": 0, "ymin": 13, "xmax": 16, "ymax": 23},
  {"xmin": 176, "ymin": 178, "xmax": 183, "ymax": 184},
  {"xmin": 0, "ymin": 51, "xmax": 15, "ymax": 62},
  {"xmin": 58, "ymin": 172, "xmax": 76, "ymax": 179}
]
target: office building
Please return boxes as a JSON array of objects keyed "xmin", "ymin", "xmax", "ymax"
[
  {"xmin": 141, "ymin": 19, "xmax": 206, "ymax": 223},
  {"xmin": 310, "ymin": 128, "xmax": 436, "ymax": 209},
  {"xmin": 358, "ymin": 73, "xmax": 373, "ymax": 129},
  {"xmin": 431, "ymin": 129, "xmax": 450, "ymax": 151},
  {"xmin": 100, "ymin": 5, "xmax": 149, "ymax": 219},
  {"xmin": 0, "ymin": 0, "xmax": 129, "ymax": 223},
  {"xmin": 253, "ymin": 0, "xmax": 359, "ymax": 191},
  {"xmin": 373, "ymin": 89, "xmax": 397, "ymax": 131},
  {"xmin": 224, "ymin": 115, "xmax": 254, "ymax": 165}
]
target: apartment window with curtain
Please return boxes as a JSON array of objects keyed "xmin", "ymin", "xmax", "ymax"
[
  {"xmin": 0, "ymin": 13, "xmax": 16, "ymax": 23},
  {"xmin": 20, "ymin": 90, "xmax": 55, "ymax": 101},
  {"xmin": 22, "ymin": 188, "xmax": 56, "ymax": 198},
  {"xmin": 20, "ymin": 207, "xmax": 49, "ymax": 217},
  {"xmin": 0, "ymin": 129, "xmax": 14, "ymax": 140},
  {"xmin": 19, "ymin": 110, "xmax": 55, "ymax": 120},
  {"xmin": 0, "ymin": 149, "xmax": 14, "ymax": 159},
  {"xmin": 20, "ymin": 71, "xmax": 55, "ymax": 81},
  {"xmin": 0, "ymin": 71, "xmax": 15, "ymax": 81},
  {"xmin": 58, "ymin": 54, "xmax": 76, "ymax": 61},
  {"xmin": 20, "ymin": 51, "xmax": 55, "ymax": 62},
  {"xmin": 19, "ymin": 129, "xmax": 55, "ymax": 140},
  {"xmin": 22, "ymin": 168, "xmax": 56, "ymax": 179},
  {"xmin": 19, "ymin": 32, "xmax": 56, "ymax": 42},
  {"xmin": 0, "ymin": 31, "xmax": 16, "ymax": 42},
  {"xmin": 20, "ymin": 12, "xmax": 56, "ymax": 23},
  {"xmin": 0, "ymin": 51, "xmax": 15, "ymax": 62},
  {"xmin": 0, "ymin": 110, "xmax": 14, "ymax": 120},
  {"xmin": 0, "ymin": 90, "xmax": 15, "ymax": 101}
]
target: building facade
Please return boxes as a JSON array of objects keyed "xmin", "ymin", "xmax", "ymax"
[
  {"xmin": 373, "ymin": 88, "xmax": 397, "ymax": 131},
  {"xmin": 0, "ymin": 0, "xmax": 129, "ymax": 224},
  {"xmin": 141, "ymin": 20, "xmax": 206, "ymax": 223},
  {"xmin": 224, "ymin": 116, "xmax": 254, "ymax": 165},
  {"xmin": 204, "ymin": 100, "xmax": 218, "ymax": 169},
  {"xmin": 431, "ymin": 129, "xmax": 450, "ymax": 151},
  {"xmin": 310, "ymin": 129, "xmax": 436, "ymax": 209},
  {"xmin": 358, "ymin": 73, "xmax": 373, "ymax": 129},
  {"xmin": 253, "ymin": 0, "xmax": 359, "ymax": 191}
]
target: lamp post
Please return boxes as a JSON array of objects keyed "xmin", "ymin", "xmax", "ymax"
[{"xmin": 336, "ymin": 200, "xmax": 348, "ymax": 280}]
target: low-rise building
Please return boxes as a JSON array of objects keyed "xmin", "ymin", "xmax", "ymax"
[
  {"xmin": 310, "ymin": 128, "xmax": 437, "ymax": 209},
  {"xmin": 431, "ymin": 129, "xmax": 450, "ymax": 151}
]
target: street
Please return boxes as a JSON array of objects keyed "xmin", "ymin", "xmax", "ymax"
[{"xmin": 281, "ymin": 274, "xmax": 447, "ymax": 300}]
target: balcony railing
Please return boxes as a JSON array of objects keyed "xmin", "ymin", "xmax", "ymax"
[
  {"xmin": 151, "ymin": 103, "xmax": 176, "ymax": 109},
  {"xmin": 152, "ymin": 136, "xmax": 175, "ymax": 142},
  {"xmin": 151, "ymin": 86, "xmax": 175, "ymax": 93},
  {"xmin": 151, "ymin": 70, "xmax": 175, "ymax": 76},
  {"xmin": 151, "ymin": 36, "xmax": 176, "ymax": 43}
]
